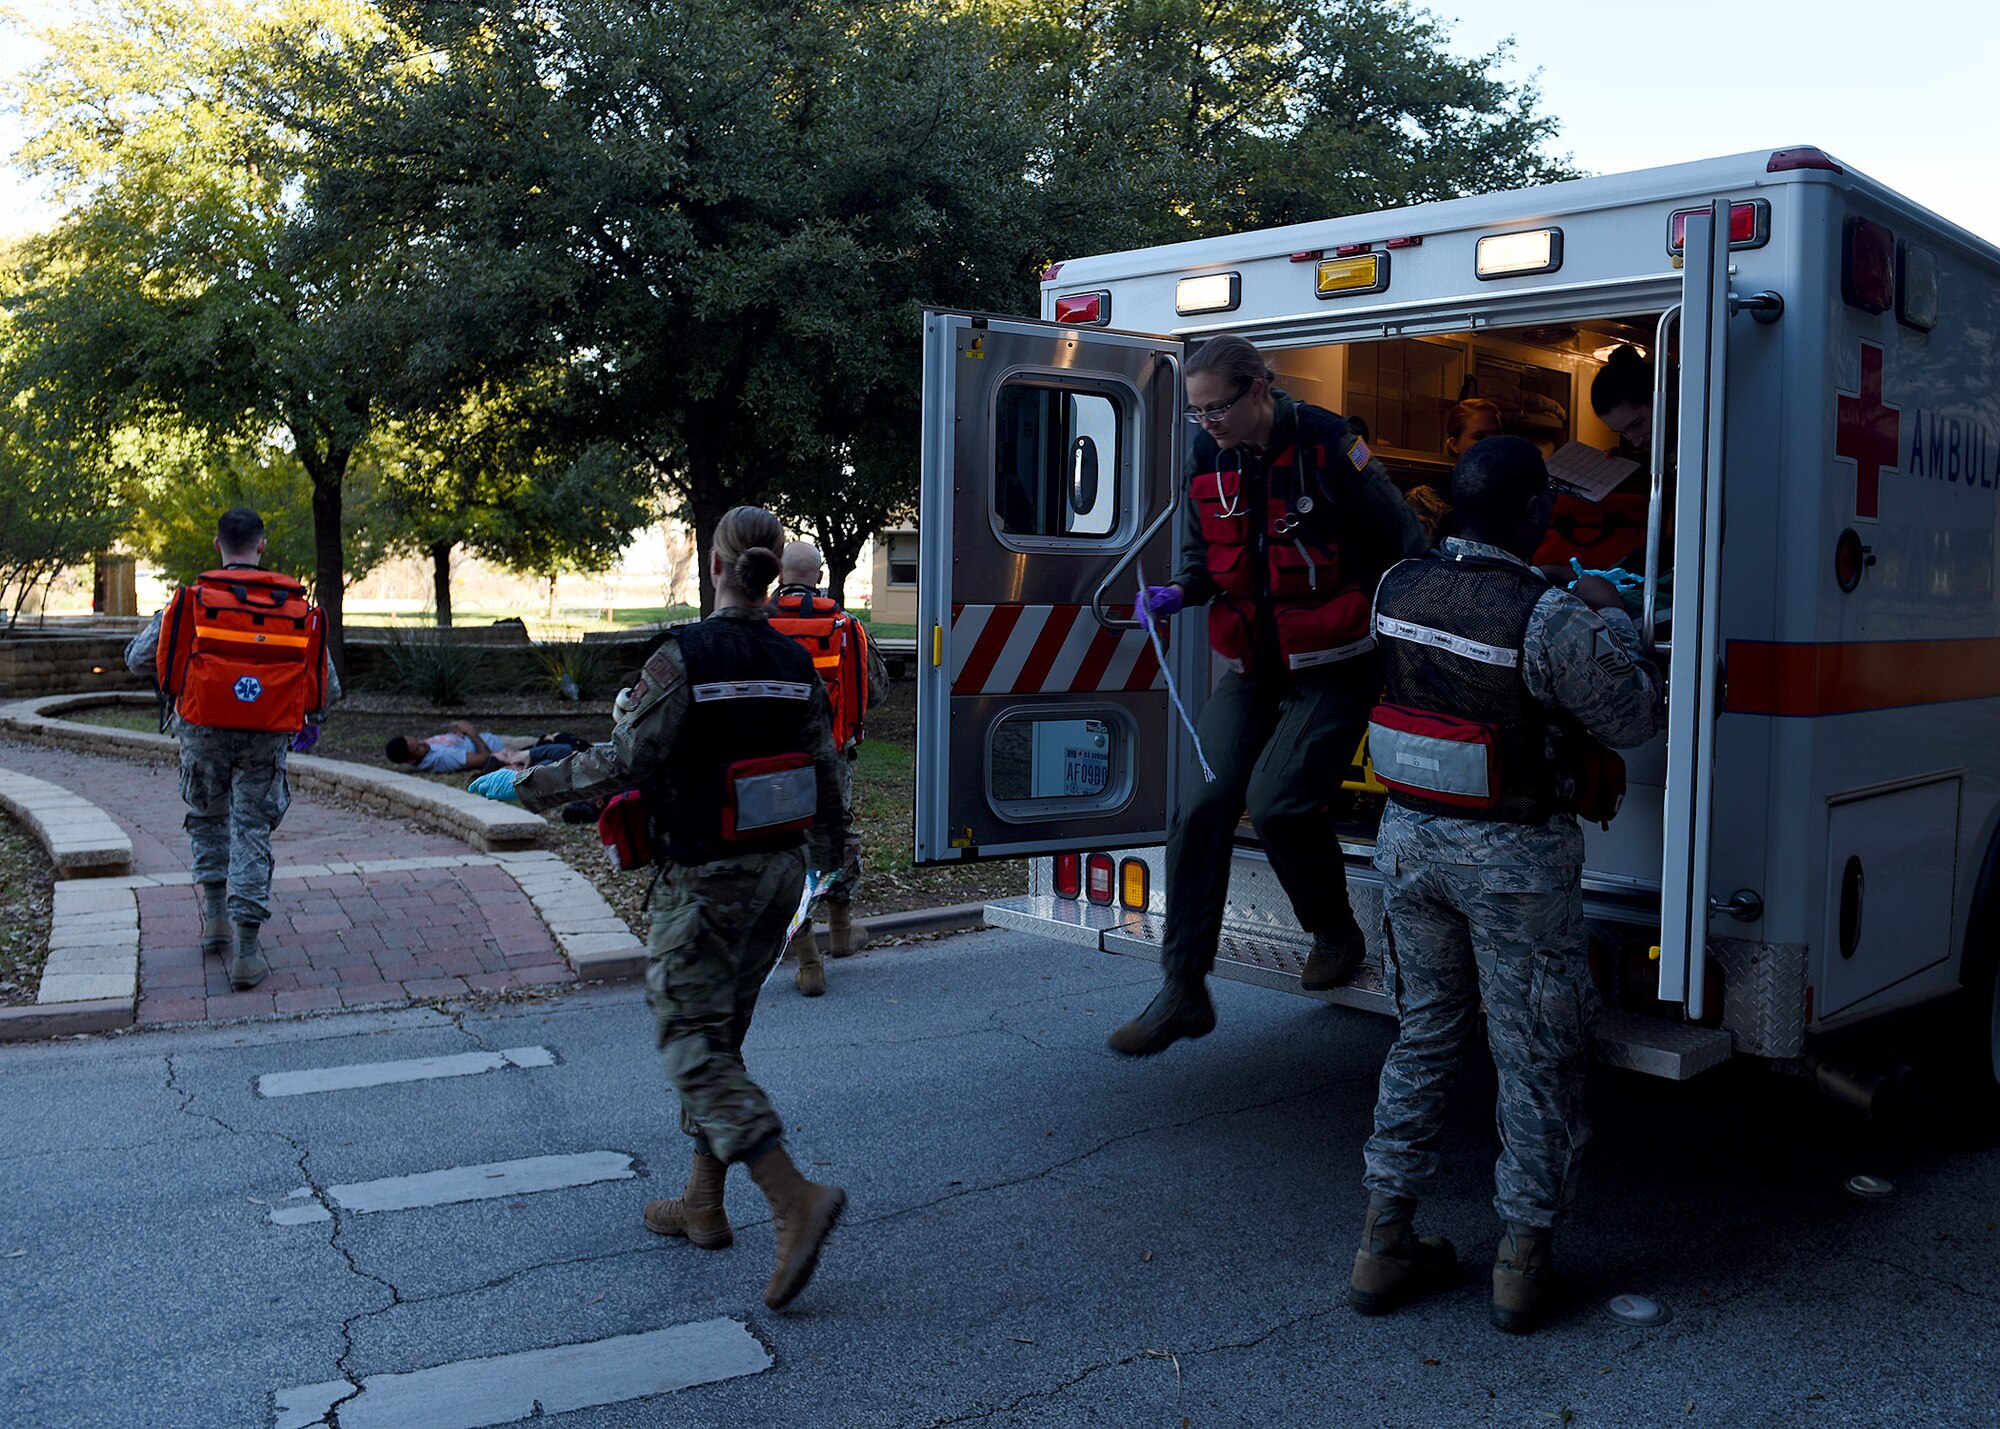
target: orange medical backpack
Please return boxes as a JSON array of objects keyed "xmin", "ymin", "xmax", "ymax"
[
  {"xmin": 157, "ymin": 568, "xmax": 326, "ymax": 733},
  {"xmin": 767, "ymin": 591, "xmax": 870, "ymax": 749}
]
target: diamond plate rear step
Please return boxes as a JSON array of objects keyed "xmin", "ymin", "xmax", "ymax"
[{"xmin": 987, "ymin": 896, "xmax": 1734, "ymax": 1080}]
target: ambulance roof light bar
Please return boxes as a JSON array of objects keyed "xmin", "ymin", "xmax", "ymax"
[
  {"xmin": 1767, "ymin": 147, "xmax": 1844, "ymax": 174},
  {"xmin": 1475, "ymin": 228, "xmax": 1562, "ymax": 280},
  {"xmin": 1054, "ymin": 291, "xmax": 1110, "ymax": 325},
  {"xmin": 1668, "ymin": 199, "xmax": 1770, "ymax": 255}
]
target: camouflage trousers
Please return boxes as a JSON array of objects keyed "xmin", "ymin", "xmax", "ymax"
[
  {"xmin": 1362, "ymin": 855, "xmax": 1599, "ymax": 1230},
  {"xmin": 177, "ymin": 725, "xmax": 293, "ymax": 926},
  {"xmin": 646, "ymin": 847, "xmax": 807, "ymax": 1164},
  {"xmin": 819, "ymin": 754, "xmax": 863, "ymax": 908}
]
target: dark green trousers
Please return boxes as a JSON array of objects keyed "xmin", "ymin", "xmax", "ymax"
[{"xmin": 1160, "ymin": 660, "xmax": 1376, "ymax": 984}]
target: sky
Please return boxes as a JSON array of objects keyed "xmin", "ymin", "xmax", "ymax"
[
  {"xmin": 0, "ymin": 1, "xmax": 1996, "ymax": 246},
  {"xmin": 1431, "ymin": 0, "xmax": 2000, "ymax": 247}
]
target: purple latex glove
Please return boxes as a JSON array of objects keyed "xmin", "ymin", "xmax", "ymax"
[
  {"xmin": 1140, "ymin": 584, "xmax": 1185, "ymax": 622},
  {"xmin": 290, "ymin": 724, "xmax": 321, "ymax": 754}
]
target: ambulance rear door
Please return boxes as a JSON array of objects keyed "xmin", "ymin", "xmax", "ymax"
[
  {"xmin": 914, "ymin": 312, "xmax": 1188, "ymax": 863},
  {"xmin": 1658, "ymin": 202, "xmax": 1734, "ymax": 1015}
]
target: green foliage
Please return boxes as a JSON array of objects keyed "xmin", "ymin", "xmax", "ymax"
[
  {"xmin": 130, "ymin": 441, "xmax": 398, "ymax": 591},
  {"xmin": 526, "ymin": 639, "xmax": 615, "ymax": 702},
  {"xmin": 370, "ymin": 626, "xmax": 493, "ymax": 707}
]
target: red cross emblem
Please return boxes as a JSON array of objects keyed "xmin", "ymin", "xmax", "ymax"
[{"xmin": 1835, "ymin": 341, "xmax": 1900, "ymax": 520}]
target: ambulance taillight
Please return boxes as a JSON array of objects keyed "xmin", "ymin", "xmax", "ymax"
[
  {"xmin": 1054, "ymin": 291, "xmax": 1109, "ymax": 326},
  {"xmin": 1667, "ymin": 200, "xmax": 1770, "ymax": 255},
  {"xmin": 1118, "ymin": 858, "xmax": 1149, "ymax": 910},
  {"xmin": 1053, "ymin": 854, "xmax": 1081, "ymax": 899},
  {"xmin": 1084, "ymin": 854, "xmax": 1116, "ymax": 905}
]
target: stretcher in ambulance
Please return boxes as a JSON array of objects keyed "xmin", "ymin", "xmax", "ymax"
[{"xmin": 914, "ymin": 149, "xmax": 2000, "ymax": 1099}]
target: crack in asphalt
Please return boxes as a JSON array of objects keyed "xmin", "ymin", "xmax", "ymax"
[
  {"xmin": 848, "ymin": 1074, "xmax": 1357, "ymax": 1232},
  {"xmin": 162, "ymin": 1053, "xmax": 398, "ymax": 1429},
  {"xmin": 914, "ymin": 1303, "xmax": 1342, "ymax": 1427},
  {"xmin": 1860, "ymin": 1253, "xmax": 2000, "ymax": 1307}
]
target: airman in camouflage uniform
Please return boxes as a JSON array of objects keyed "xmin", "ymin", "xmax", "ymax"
[
  {"xmin": 123, "ymin": 509, "xmax": 340, "ymax": 991},
  {"xmin": 492, "ymin": 505, "xmax": 851, "ymax": 1311},
  {"xmin": 1348, "ymin": 438, "xmax": 1664, "ymax": 1333}
]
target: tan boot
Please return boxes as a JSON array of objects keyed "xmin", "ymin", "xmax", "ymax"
[
  {"xmin": 1349, "ymin": 1193, "xmax": 1458, "ymax": 1315},
  {"xmin": 794, "ymin": 930, "xmax": 826, "ymax": 997},
  {"xmin": 1491, "ymin": 1222, "xmax": 1555, "ymax": 1333},
  {"xmin": 642, "ymin": 1152, "xmax": 733, "ymax": 1249},
  {"xmin": 199, "ymin": 884, "xmax": 230, "ymax": 961},
  {"xmin": 827, "ymin": 902, "xmax": 863, "ymax": 958},
  {"xmin": 747, "ymin": 1142, "xmax": 846, "ymax": 1309},
  {"xmin": 227, "ymin": 923, "xmax": 269, "ymax": 991}
]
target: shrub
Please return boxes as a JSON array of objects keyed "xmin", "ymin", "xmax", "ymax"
[
  {"xmin": 527, "ymin": 639, "xmax": 615, "ymax": 702},
  {"xmin": 376, "ymin": 627, "xmax": 492, "ymax": 707}
]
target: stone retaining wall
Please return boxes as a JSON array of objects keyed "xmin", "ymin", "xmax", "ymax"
[{"xmin": 0, "ymin": 693, "xmax": 548, "ymax": 853}]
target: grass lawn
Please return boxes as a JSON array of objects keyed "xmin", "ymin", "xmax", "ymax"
[
  {"xmin": 0, "ymin": 811, "xmax": 54, "ymax": 1007},
  {"xmin": 63, "ymin": 678, "xmax": 1022, "ymax": 938}
]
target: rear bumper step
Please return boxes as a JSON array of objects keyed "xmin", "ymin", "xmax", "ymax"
[{"xmin": 985, "ymin": 895, "xmax": 1732, "ymax": 1080}]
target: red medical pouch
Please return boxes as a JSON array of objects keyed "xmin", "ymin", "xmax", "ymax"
[
  {"xmin": 1365, "ymin": 702, "xmax": 1502, "ymax": 810},
  {"xmin": 598, "ymin": 790, "xmax": 654, "ymax": 871},
  {"xmin": 720, "ymin": 752, "xmax": 818, "ymax": 843}
]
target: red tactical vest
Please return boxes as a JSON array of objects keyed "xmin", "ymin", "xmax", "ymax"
[
  {"xmin": 157, "ymin": 569, "xmax": 325, "ymax": 733},
  {"xmin": 1531, "ymin": 488, "xmax": 1652, "ymax": 570},
  {"xmin": 1189, "ymin": 442, "xmax": 1371, "ymax": 676},
  {"xmin": 766, "ymin": 590, "xmax": 871, "ymax": 748}
]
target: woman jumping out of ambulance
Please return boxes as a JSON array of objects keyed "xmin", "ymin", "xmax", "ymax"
[
  {"xmin": 1107, "ymin": 336, "xmax": 1428, "ymax": 1059},
  {"xmin": 468, "ymin": 505, "xmax": 850, "ymax": 1312},
  {"xmin": 1532, "ymin": 344, "xmax": 1659, "ymax": 575}
]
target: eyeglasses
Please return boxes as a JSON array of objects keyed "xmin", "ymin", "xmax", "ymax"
[{"xmin": 1183, "ymin": 379, "xmax": 1254, "ymax": 426}]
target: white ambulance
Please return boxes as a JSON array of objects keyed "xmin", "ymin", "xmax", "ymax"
[{"xmin": 913, "ymin": 148, "xmax": 2000, "ymax": 1100}]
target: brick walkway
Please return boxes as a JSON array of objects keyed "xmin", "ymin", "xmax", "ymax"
[{"xmin": 0, "ymin": 738, "xmax": 578, "ymax": 1024}]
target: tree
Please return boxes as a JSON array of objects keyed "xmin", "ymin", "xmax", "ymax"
[
  {"xmin": 6, "ymin": 0, "xmax": 444, "ymax": 674},
  {"xmin": 312, "ymin": 0, "xmax": 1045, "ymax": 612},
  {"xmin": 130, "ymin": 440, "xmax": 398, "ymax": 591}
]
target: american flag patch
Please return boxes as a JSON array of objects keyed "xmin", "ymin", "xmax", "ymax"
[{"xmin": 1348, "ymin": 436, "xmax": 1372, "ymax": 470}]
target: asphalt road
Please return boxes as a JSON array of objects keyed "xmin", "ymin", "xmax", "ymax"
[{"xmin": 1, "ymin": 926, "xmax": 1994, "ymax": 1429}]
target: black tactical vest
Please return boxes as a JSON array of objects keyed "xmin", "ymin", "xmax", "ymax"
[
  {"xmin": 657, "ymin": 615, "xmax": 822, "ymax": 865},
  {"xmin": 1374, "ymin": 549, "xmax": 1558, "ymax": 824}
]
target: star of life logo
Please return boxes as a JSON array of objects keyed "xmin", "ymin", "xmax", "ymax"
[{"xmin": 234, "ymin": 675, "xmax": 263, "ymax": 703}]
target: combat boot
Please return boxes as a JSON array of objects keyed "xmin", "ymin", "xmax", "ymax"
[
  {"xmin": 1348, "ymin": 1193, "xmax": 1458, "ymax": 1315},
  {"xmin": 794, "ymin": 929, "xmax": 826, "ymax": 997},
  {"xmin": 827, "ymin": 903, "xmax": 863, "ymax": 958},
  {"xmin": 199, "ymin": 883, "xmax": 230, "ymax": 962},
  {"xmin": 227, "ymin": 923, "xmax": 269, "ymax": 991},
  {"xmin": 1107, "ymin": 978, "xmax": 1216, "ymax": 1057},
  {"xmin": 1491, "ymin": 1222, "xmax": 1556, "ymax": 1333},
  {"xmin": 746, "ymin": 1141, "xmax": 846, "ymax": 1310},
  {"xmin": 642, "ymin": 1152, "xmax": 733, "ymax": 1249},
  {"xmin": 1301, "ymin": 925, "xmax": 1365, "ymax": 991}
]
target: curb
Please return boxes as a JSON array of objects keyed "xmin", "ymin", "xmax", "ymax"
[
  {"xmin": 0, "ymin": 996, "xmax": 131, "ymax": 1041},
  {"xmin": 504, "ymin": 901, "xmax": 995, "ymax": 985},
  {"xmin": 0, "ymin": 693, "xmax": 547, "ymax": 852},
  {"xmin": 0, "ymin": 766, "xmax": 134, "ymax": 878}
]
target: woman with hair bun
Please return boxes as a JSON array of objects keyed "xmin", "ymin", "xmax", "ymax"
[
  {"xmin": 470, "ymin": 504, "xmax": 850, "ymax": 1311},
  {"xmin": 1108, "ymin": 334, "xmax": 1427, "ymax": 1058}
]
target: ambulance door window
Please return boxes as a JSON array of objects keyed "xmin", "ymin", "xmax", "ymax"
[
  {"xmin": 987, "ymin": 708, "xmax": 1133, "ymax": 818},
  {"xmin": 994, "ymin": 382, "xmax": 1122, "ymax": 540}
]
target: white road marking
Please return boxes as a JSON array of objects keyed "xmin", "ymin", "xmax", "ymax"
[
  {"xmin": 272, "ymin": 1316, "xmax": 771, "ymax": 1429},
  {"xmin": 268, "ymin": 1152, "xmax": 634, "ymax": 1224},
  {"xmin": 257, "ymin": 1046, "xmax": 556, "ymax": 1098}
]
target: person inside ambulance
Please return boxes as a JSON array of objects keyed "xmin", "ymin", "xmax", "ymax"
[
  {"xmin": 1107, "ymin": 335, "xmax": 1427, "ymax": 1058},
  {"xmin": 1532, "ymin": 344, "xmax": 1657, "ymax": 576},
  {"xmin": 1405, "ymin": 398, "xmax": 1505, "ymax": 547},
  {"xmin": 469, "ymin": 504, "xmax": 852, "ymax": 1311},
  {"xmin": 1349, "ymin": 435, "xmax": 1664, "ymax": 1333}
]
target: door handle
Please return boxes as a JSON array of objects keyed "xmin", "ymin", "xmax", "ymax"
[{"xmin": 1709, "ymin": 889, "xmax": 1764, "ymax": 922}]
